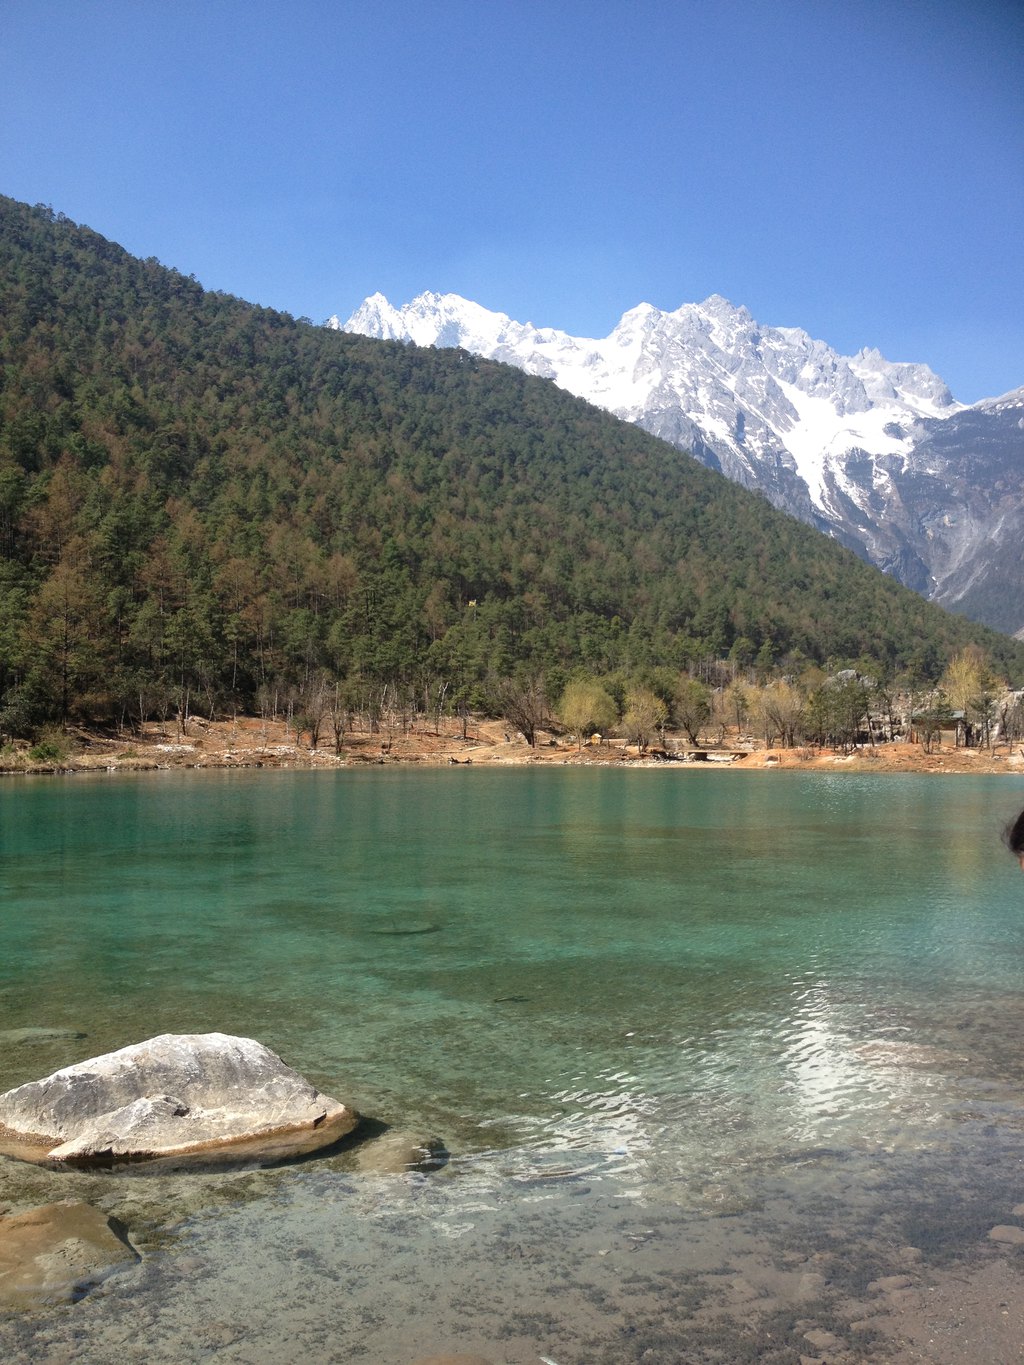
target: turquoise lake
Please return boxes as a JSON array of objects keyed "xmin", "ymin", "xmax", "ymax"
[{"xmin": 1, "ymin": 768, "xmax": 1023, "ymax": 1363}]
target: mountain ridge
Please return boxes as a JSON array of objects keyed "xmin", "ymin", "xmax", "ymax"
[{"xmin": 337, "ymin": 292, "xmax": 1024, "ymax": 634}]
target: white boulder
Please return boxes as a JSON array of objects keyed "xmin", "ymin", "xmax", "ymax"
[{"xmin": 0, "ymin": 1032, "xmax": 358, "ymax": 1164}]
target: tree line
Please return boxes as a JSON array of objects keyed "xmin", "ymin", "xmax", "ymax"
[
  {"xmin": 246, "ymin": 645, "xmax": 1021, "ymax": 765},
  {"xmin": 510, "ymin": 646, "xmax": 1024, "ymax": 754}
]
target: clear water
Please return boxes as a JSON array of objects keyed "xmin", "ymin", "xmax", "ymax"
[{"xmin": 2, "ymin": 769, "xmax": 1024, "ymax": 1362}]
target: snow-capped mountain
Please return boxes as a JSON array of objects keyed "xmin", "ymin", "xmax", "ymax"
[{"xmin": 333, "ymin": 293, "xmax": 1024, "ymax": 636}]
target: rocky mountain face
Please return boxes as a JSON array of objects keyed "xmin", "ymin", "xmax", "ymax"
[{"xmin": 334, "ymin": 293, "xmax": 1024, "ymax": 637}]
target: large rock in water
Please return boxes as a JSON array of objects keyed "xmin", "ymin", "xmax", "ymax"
[{"xmin": 0, "ymin": 1033, "xmax": 358, "ymax": 1165}]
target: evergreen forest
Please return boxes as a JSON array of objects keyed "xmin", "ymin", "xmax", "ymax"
[{"xmin": 1, "ymin": 195, "xmax": 1022, "ymax": 739}]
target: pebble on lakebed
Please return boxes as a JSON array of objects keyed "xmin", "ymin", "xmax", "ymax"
[{"xmin": 0, "ymin": 1032, "xmax": 359, "ymax": 1165}]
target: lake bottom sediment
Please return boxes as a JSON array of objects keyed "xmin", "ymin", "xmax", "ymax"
[{"xmin": 3, "ymin": 1112, "xmax": 1024, "ymax": 1364}]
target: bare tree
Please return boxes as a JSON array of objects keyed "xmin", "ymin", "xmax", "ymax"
[
  {"xmin": 298, "ymin": 671, "xmax": 334, "ymax": 750},
  {"xmin": 673, "ymin": 677, "xmax": 711, "ymax": 746},
  {"xmin": 722, "ymin": 679, "xmax": 750, "ymax": 738},
  {"xmin": 328, "ymin": 680, "xmax": 351, "ymax": 756},
  {"xmin": 998, "ymin": 692, "xmax": 1024, "ymax": 750},
  {"xmin": 753, "ymin": 679, "xmax": 805, "ymax": 749},
  {"xmin": 493, "ymin": 676, "xmax": 549, "ymax": 748}
]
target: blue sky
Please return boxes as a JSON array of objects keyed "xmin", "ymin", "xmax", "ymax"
[{"xmin": 1, "ymin": 0, "xmax": 1021, "ymax": 402}]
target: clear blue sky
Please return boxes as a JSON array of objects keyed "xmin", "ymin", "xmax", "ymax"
[{"xmin": 2, "ymin": 0, "xmax": 1021, "ymax": 402}]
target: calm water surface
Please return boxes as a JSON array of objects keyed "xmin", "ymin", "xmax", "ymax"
[{"xmin": 1, "ymin": 768, "xmax": 1023, "ymax": 1362}]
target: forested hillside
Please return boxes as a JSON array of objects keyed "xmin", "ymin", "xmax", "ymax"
[{"xmin": 0, "ymin": 195, "xmax": 1021, "ymax": 736}]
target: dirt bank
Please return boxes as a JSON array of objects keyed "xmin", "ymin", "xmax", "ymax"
[{"xmin": 2, "ymin": 716, "xmax": 1022, "ymax": 778}]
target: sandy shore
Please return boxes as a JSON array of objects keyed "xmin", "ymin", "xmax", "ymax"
[{"xmin": 3, "ymin": 715, "xmax": 1023, "ymax": 778}]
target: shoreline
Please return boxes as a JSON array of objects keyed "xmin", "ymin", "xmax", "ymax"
[{"xmin": 2, "ymin": 715, "xmax": 1023, "ymax": 779}]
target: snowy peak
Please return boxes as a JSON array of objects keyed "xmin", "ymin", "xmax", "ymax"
[
  {"xmin": 849, "ymin": 347, "xmax": 956, "ymax": 415},
  {"xmin": 326, "ymin": 291, "xmax": 399, "ymax": 338},
  {"xmin": 337, "ymin": 287, "xmax": 1022, "ymax": 632},
  {"xmin": 341, "ymin": 290, "xmax": 968, "ymax": 516},
  {"xmin": 333, "ymin": 290, "xmax": 527, "ymax": 353},
  {"xmin": 340, "ymin": 289, "xmax": 959, "ymax": 426}
]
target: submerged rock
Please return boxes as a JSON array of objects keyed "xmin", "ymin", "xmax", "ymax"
[
  {"xmin": 409, "ymin": 1354, "xmax": 494, "ymax": 1365},
  {"xmin": 0, "ymin": 1200, "xmax": 139, "ymax": 1308},
  {"xmin": 988, "ymin": 1224, "xmax": 1024, "ymax": 1245},
  {"xmin": 0, "ymin": 1033, "xmax": 358, "ymax": 1165},
  {"xmin": 350, "ymin": 1129, "xmax": 448, "ymax": 1175},
  {"xmin": 367, "ymin": 921, "xmax": 441, "ymax": 936},
  {"xmin": 410, "ymin": 1357, "xmax": 495, "ymax": 1365},
  {"xmin": 0, "ymin": 1027, "xmax": 87, "ymax": 1046}
]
